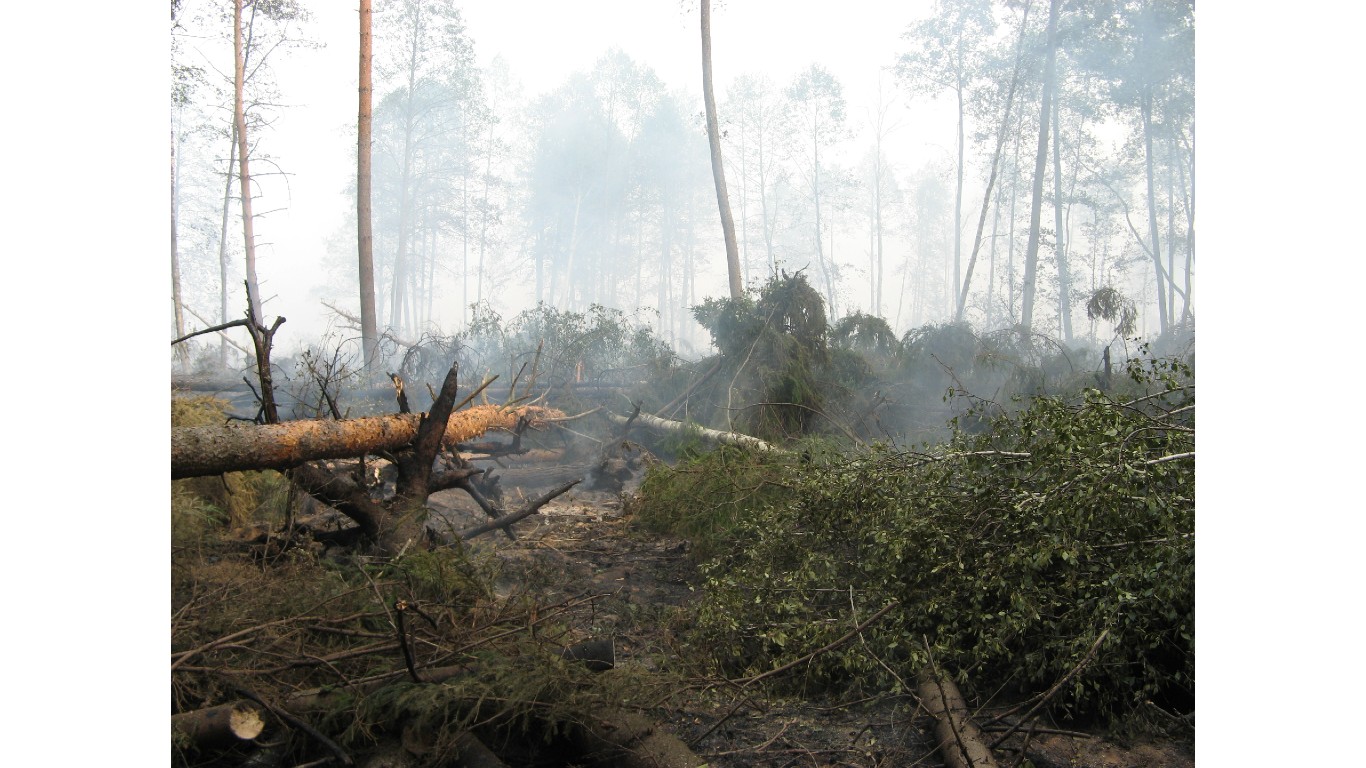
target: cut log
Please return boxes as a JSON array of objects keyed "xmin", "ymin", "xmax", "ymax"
[
  {"xmin": 172, "ymin": 701, "xmax": 265, "ymax": 748},
  {"xmin": 609, "ymin": 411, "xmax": 781, "ymax": 453},
  {"xmin": 571, "ymin": 709, "xmax": 707, "ymax": 768},
  {"xmin": 916, "ymin": 669, "xmax": 1001, "ymax": 768},
  {"xmin": 172, "ymin": 404, "xmax": 565, "ymax": 479}
]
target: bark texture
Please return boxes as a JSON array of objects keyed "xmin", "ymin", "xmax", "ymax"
[
  {"xmin": 1019, "ymin": 0, "xmax": 1061, "ymax": 339},
  {"xmin": 172, "ymin": 701, "xmax": 265, "ymax": 748},
  {"xmin": 172, "ymin": 405, "xmax": 564, "ymax": 479},
  {"xmin": 233, "ymin": 0, "xmax": 262, "ymax": 320},
  {"xmin": 916, "ymin": 670, "xmax": 1001, "ymax": 768},
  {"xmin": 357, "ymin": 0, "xmax": 379, "ymax": 368},
  {"xmin": 701, "ymin": 0, "xmax": 743, "ymax": 299}
]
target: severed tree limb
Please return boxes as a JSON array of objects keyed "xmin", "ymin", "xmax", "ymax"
[
  {"xmin": 543, "ymin": 406, "xmax": 603, "ymax": 424},
  {"xmin": 323, "ymin": 300, "xmax": 418, "ymax": 350},
  {"xmin": 453, "ymin": 375, "xmax": 499, "ymax": 413},
  {"xmin": 457, "ymin": 479, "xmax": 580, "ymax": 540},
  {"xmin": 916, "ymin": 662, "xmax": 1001, "ymax": 768},
  {"xmin": 609, "ymin": 410, "xmax": 780, "ymax": 453},
  {"xmin": 1145, "ymin": 452, "xmax": 1194, "ymax": 466},
  {"xmin": 454, "ymin": 474, "xmax": 516, "ymax": 541},
  {"xmin": 172, "ymin": 317, "xmax": 251, "ymax": 347},
  {"xmin": 181, "ymin": 304, "xmax": 254, "ymax": 357},
  {"xmin": 172, "ymin": 614, "xmax": 321, "ymax": 672},
  {"xmin": 505, "ymin": 359, "xmax": 531, "ymax": 405}
]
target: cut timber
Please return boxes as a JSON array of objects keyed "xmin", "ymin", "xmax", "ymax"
[
  {"xmin": 916, "ymin": 669, "xmax": 1001, "ymax": 768},
  {"xmin": 172, "ymin": 701, "xmax": 265, "ymax": 748},
  {"xmin": 172, "ymin": 404, "xmax": 564, "ymax": 479},
  {"xmin": 572, "ymin": 709, "xmax": 707, "ymax": 768},
  {"xmin": 609, "ymin": 411, "xmax": 780, "ymax": 453}
]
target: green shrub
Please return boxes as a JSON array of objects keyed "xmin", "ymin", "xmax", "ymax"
[
  {"xmin": 395, "ymin": 548, "xmax": 489, "ymax": 609},
  {"xmin": 632, "ymin": 444, "xmax": 798, "ymax": 561},
  {"xmin": 680, "ymin": 357, "xmax": 1194, "ymax": 721}
]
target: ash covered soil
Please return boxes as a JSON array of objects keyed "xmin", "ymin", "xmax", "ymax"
[{"xmin": 417, "ymin": 449, "xmax": 1194, "ymax": 768}]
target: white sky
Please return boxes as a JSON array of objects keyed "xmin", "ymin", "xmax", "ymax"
[{"xmin": 256, "ymin": 0, "xmax": 954, "ymax": 346}]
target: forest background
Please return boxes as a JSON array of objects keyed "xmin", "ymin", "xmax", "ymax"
[{"xmin": 3, "ymin": 1, "xmax": 1361, "ymax": 764}]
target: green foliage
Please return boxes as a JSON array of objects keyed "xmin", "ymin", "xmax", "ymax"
[
  {"xmin": 692, "ymin": 271, "xmax": 834, "ymax": 441},
  {"xmin": 171, "ymin": 396, "xmax": 289, "ymax": 529},
  {"xmin": 900, "ymin": 321, "xmax": 980, "ymax": 375},
  {"xmin": 692, "ymin": 293, "xmax": 763, "ymax": 359},
  {"xmin": 830, "ymin": 312, "xmax": 901, "ymax": 358},
  {"xmin": 1087, "ymin": 286, "xmax": 1139, "ymax": 337},
  {"xmin": 632, "ymin": 444, "xmax": 797, "ymax": 562},
  {"xmin": 171, "ymin": 484, "xmax": 229, "ymax": 551},
  {"xmin": 395, "ymin": 548, "xmax": 488, "ymax": 609},
  {"xmin": 673, "ymin": 358, "xmax": 1193, "ymax": 721},
  {"xmin": 462, "ymin": 301, "xmax": 674, "ymax": 393}
]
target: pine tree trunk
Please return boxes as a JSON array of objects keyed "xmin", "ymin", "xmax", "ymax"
[
  {"xmin": 171, "ymin": 123, "xmax": 188, "ymax": 364},
  {"xmin": 358, "ymin": 0, "xmax": 379, "ymax": 370},
  {"xmin": 475, "ymin": 111, "xmax": 496, "ymax": 307},
  {"xmin": 389, "ymin": 18, "xmax": 424, "ymax": 336},
  {"xmin": 216, "ymin": 126, "xmax": 237, "ymax": 369},
  {"xmin": 1019, "ymin": 0, "xmax": 1060, "ymax": 341},
  {"xmin": 1052, "ymin": 93, "xmax": 1073, "ymax": 342},
  {"xmin": 234, "ymin": 0, "xmax": 262, "ymax": 322},
  {"xmin": 812, "ymin": 121, "xmax": 835, "ymax": 315},
  {"xmin": 172, "ymin": 405, "xmax": 562, "ymax": 480},
  {"xmin": 953, "ymin": 77, "xmax": 964, "ymax": 316},
  {"xmin": 1141, "ymin": 86, "xmax": 1169, "ymax": 334},
  {"xmin": 701, "ymin": 0, "xmax": 743, "ymax": 299},
  {"xmin": 1178, "ymin": 124, "xmax": 1194, "ymax": 323},
  {"xmin": 956, "ymin": 0, "xmax": 1031, "ymax": 323}
]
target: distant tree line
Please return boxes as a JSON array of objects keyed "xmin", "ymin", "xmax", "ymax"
[{"xmin": 171, "ymin": 0, "xmax": 1193, "ymax": 366}]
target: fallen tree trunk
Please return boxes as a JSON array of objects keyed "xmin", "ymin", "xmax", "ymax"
[
  {"xmin": 172, "ymin": 701, "xmax": 265, "ymax": 748},
  {"xmin": 172, "ymin": 404, "xmax": 564, "ymax": 479},
  {"xmin": 609, "ymin": 411, "xmax": 780, "ymax": 453},
  {"xmin": 572, "ymin": 708, "xmax": 706, "ymax": 768},
  {"xmin": 916, "ymin": 669, "xmax": 1001, "ymax": 768}
]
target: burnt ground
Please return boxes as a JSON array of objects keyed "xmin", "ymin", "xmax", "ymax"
[{"xmin": 417, "ymin": 450, "xmax": 1195, "ymax": 768}]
